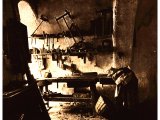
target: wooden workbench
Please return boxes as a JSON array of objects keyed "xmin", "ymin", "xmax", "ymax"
[{"xmin": 36, "ymin": 75, "xmax": 115, "ymax": 114}]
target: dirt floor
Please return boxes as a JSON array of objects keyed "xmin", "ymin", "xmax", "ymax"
[{"xmin": 48, "ymin": 102, "xmax": 108, "ymax": 120}]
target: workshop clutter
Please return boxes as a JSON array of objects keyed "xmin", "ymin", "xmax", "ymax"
[
  {"xmin": 27, "ymin": 9, "xmax": 117, "ymax": 118},
  {"xmin": 29, "ymin": 9, "xmax": 113, "ymax": 71}
]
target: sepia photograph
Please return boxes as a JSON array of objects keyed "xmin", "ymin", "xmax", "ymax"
[{"xmin": 3, "ymin": 0, "xmax": 157, "ymax": 120}]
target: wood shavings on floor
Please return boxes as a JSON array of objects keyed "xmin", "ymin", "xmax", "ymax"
[{"xmin": 48, "ymin": 102, "xmax": 108, "ymax": 120}]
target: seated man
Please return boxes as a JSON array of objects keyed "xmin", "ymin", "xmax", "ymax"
[
  {"xmin": 96, "ymin": 66, "xmax": 139, "ymax": 119},
  {"xmin": 107, "ymin": 66, "xmax": 138, "ymax": 109}
]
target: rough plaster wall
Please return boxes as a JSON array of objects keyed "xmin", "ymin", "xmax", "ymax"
[
  {"xmin": 132, "ymin": 0, "xmax": 157, "ymax": 101},
  {"xmin": 97, "ymin": 0, "xmax": 138, "ymax": 101},
  {"xmin": 34, "ymin": 0, "xmax": 112, "ymax": 34},
  {"xmin": 112, "ymin": 0, "xmax": 157, "ymax": 102},
  {"xmin": 112, "ymin": 0, "xmax": 138, "ymax": 68}
]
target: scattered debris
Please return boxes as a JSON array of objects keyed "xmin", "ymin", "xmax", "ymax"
[{"xmin": 48, "ymin": 102, "xmax": 108, "ymax": 120}]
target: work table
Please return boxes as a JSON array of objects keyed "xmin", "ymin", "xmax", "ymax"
[
  {"xmin": 36, "ymin": 74, "xmax": 115, "ymax": 114},
  {"xmin": 36, "ymin": 74, "xmax": 115, "ymax": 84}
]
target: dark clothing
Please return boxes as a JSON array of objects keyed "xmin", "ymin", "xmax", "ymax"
[{"xmin": 107, "ymin": 67, "xmax": 138, "ymax": 109}]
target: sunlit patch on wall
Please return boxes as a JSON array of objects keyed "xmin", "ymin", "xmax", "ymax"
[{"xmin": 18, "ymin": 1, "xmax": 38, "ymax": 36}]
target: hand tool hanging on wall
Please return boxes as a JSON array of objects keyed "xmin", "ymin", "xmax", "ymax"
[
  {"xmin": 43, "ymin": 31, "xmax": 47, "ymax": 49},
  {"xmin": 42, "ymin": 44, "xmax": 45, "ymax": 53},
  {"xmin": 34, "ymin": 38, "xmax": 36, "ymax": 45},
  {"xmin": 55, "ymin": 10, "xmax": 98, "ymax": 64},
  {"xmin": 65, "ymin": 9, "xmax": 84, "ymax": 42},
  {"xmin": 41, "ymin": 44, "xmax": 47, "ymax": 70},
  {"xmin": 56, "ymin": 46, "xmax": 62, "ymax": 67},
  {"xmin": 42, "ymin": 57, "xmax": 47, "ymax": 70},
  {"xmin": 56, "ymin": 10, "xmax": 77, "ymax": 43},
  {"xmin": 46, "ymin": 35, "xmax": 49, "ymax": 47},
  {"xmin": 48, "ymin": 37, "xmax": 50, "ymax": 51},
  {"xmin": 31, "ymin": 37, "xmax": 33, "ymax": 46},
  {"xmin": 52, "ymin": 38, "xmax": 54, "ymax": 50},
  {"xmin": 46, "ymin": 34, "xmax": 50, "ymax": 52},
  {"xmin": 43, "ymin": 31, "xmax": 46, "ymax": 38},
  {"xmin": 31, "ymin": 15, "xmax": 49, "ymax": 36}
]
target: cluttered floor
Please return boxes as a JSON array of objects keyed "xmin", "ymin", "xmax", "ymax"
[
  {"xmin": 48, "ymin": 102, "xmax": 108, "ymax": 120},
  {"xmin": 47, "ymin": 99, "xmax": 157, "ymax": 120}
]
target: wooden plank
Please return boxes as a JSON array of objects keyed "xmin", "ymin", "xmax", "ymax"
[{"xmin": 44, "ymin": 96, "xmax": 92, "ymax": 102}]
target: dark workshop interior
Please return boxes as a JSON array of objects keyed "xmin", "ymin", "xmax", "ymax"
[{"xmin": 3, "ymin": 0, "xmax": 157, "ymax": 120}]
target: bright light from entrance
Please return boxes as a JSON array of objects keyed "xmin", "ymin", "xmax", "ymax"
[{"xmin": 18, "ymin": 1, "xmax": 38, "ymax": 36}]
